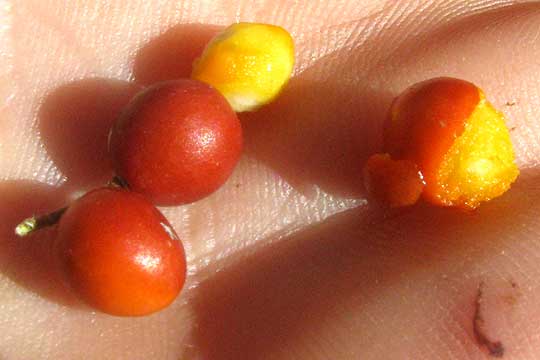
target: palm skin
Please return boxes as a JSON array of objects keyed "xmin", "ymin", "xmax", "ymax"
[{"xmin": 0, "ymin": 0, "xmax": 539, "ymax": 359}]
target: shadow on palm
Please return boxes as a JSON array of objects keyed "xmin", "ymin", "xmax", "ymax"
[{"xmin": 192, "ymin": 169, "xmax": 539, "ymax": 359}]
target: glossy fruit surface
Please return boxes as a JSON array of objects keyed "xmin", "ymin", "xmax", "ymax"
[
  {"xmin": 109, "ymin": 79, "xmax": 243, "ymax": 206},
  {"xmin": 192, "ymin": 22, "xmax": 295, "ymax": 112},
  {"xmin": 55, "ymin": 187, "xmax": 186, "ymax": 316},
  {"xmin": 363, "ymin": 153, "xmax": 424, "ymax": 208},
  {"xmin": 365, "ymin": 77, "xmax": 519, "ymax": 209}
]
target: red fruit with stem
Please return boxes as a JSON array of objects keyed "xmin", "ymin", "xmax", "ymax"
[
  {"xmin": 109, "ymin": 79, "xmax": 243, "ymax": 206},
  {"xmin": 54, "ymin": 187, "xmax": 186, "ymax": 316}
]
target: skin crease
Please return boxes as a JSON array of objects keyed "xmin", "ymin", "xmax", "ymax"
[{"xmin": 0, "ymin": 0, "xmax": 539, "ymax": 359}]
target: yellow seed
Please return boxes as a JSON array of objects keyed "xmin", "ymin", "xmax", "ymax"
[
  {"xmin": 192, "ymin": 22, "xmax": 295, "ymax": 112},
  {"xmin": 435, "ymin": 91, "xmax": 519, "ymax": 209}
]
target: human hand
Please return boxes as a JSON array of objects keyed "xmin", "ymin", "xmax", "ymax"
[{"xmin": 1, "ymin": 1, "xmax": 539, "ymax": 359}]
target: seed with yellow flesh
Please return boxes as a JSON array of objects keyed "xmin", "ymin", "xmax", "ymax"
[
  {"xmin": 434, "ymin": 92, "xmax": 519, "ymax": 209},
  {"xmin": 364, "ymin": 77, "xmax": 519, "ymax": 210},
  {"xmin": 192, "ymin": 23, "xmax": 295, "ymax": 112}
]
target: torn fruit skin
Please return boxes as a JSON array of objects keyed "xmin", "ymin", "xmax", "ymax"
[
  {"xmin": 363, "ymin": 154, "xmax": 424, "ymax": 208},
  {"xmin": 364, "ymin": 77, "xmax": 519, "ymax": 210},
  {"xmin": 192, "ymin": 22, "xmax": 295, "ymax": 112}
]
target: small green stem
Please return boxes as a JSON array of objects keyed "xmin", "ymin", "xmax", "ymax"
[
  {"xmin": 15, "ymin": 176, "xmax": 128, "ymax": 237},
  {"xmin": 15, "ymin": 207, "xmax": 67, "ymax": 237}
]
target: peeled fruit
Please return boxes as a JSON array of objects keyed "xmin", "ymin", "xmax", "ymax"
[
  {"xmin": 192, "ymin": 22, "xmax": 295, "ymax": 112},
  {"xmin": 364, "ymin": 77, "xmax": 519, "ymax": 210}
]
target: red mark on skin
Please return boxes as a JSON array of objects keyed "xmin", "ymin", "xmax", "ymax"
[{"xmin": 473, "ymin": 282, "xmax": 505, "ymax": 358}]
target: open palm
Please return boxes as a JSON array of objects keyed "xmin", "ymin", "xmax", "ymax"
[{"xmin": 1, "ymin": 0, "xmax": 539, "ymax": 359}]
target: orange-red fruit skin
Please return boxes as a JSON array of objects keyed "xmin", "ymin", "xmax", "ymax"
[
  {"xmin": 385, "ymin": 77, "xmax": 479, "ymax": 201},
  {"xmin": 363, "ymin": 154, "xmax": 424, "ymax": 208},
  {"xmin": 55, "ymin": 188, "xmax": 186, "ymax": 316},
  {"xmin": 366, "ymin": 77, "xmax": 518, "ymax": 209},
  {"xmin": 109, "ymin": 79, "xmax": 243, "ymax": 206}
]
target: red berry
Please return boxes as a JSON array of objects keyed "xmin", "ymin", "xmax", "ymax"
[
  {"xmin": 55, "ymin": 187, "xmax": 186, "ymax": 316},
  {"xmin": 109, "ymin": 79, "xmax": 243, "ymax": 206}
]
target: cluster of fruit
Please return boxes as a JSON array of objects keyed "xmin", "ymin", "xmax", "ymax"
[
  {"xmin": 15, "ymin": 22, "xmax": 520, "ymax": 318},
  {"xmin": 16, "ymin": 23, "xmax": 295, "ymax": 317}
]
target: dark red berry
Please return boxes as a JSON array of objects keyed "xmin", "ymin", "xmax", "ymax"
[{"xmin": 109, "ymin": 79, "xmax": 243, "ymax": 206}]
